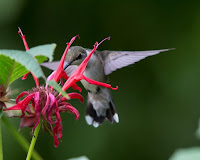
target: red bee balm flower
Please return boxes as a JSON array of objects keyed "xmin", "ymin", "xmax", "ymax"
[
  {"xmin": 4, "ymin": 86, "xmax": 83, "ymax": 147},
  {"xmin": 3, "ymin": 32, "xmax": 118, "ymax": 147}
]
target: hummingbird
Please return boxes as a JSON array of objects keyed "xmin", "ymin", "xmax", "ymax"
[{"xmin": 41, "ymin": 46, "xmax": 172, "ymax": 127}]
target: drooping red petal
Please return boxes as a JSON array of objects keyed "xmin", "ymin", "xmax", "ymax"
[
  {"xmin": 71, "ymin": 83, "xmax": 82, "ymax": 92},
  {"xmin": 59, "ymin": 102, "xmax": 79, "ymax": 120},
  {"xmin": 65, "ymin": 104, "xmax": 80, "ymax": 120},
  {"xmin": 52, "ymin": 122, "xmax": 61, "ymax": 148},
  {"xmin": 54, "ymin": 103, "xmax": 62, "ymax": 139},
  {"xmin": 82, "ymin": 75, "xmax": 118, "ymax": 90},
  {"xmin": 19, "ymin": 114, "xmax": 37, "ymax": 129},
  {"xmin": 51, "ymin": 93, "xmax": 63, "ymax": 147},
  {"xmin": 16, "ymin": 91, "xmax": 29, "ymax": 104},
  {"xmin": 22, "ymin": 72, "xmax": 30, "ymax": 80},
  {"xmin": 4, "ymin": 93, "xmax": 35, "ymax": 115},
  {"xmin": 61, "ymin": 71, "xmax": 82, "ymax": 92},
  {"xmin": 61, "ymin": 93, "xmax": 83, "ymax": 103}
]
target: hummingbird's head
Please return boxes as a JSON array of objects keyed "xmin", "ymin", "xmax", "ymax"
[{"xmin": 65, "ymin": 46, "xmax": 87, "ymax": 67}]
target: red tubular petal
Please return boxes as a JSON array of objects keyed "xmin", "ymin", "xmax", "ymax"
[
  {"xmin": 82, "ymin": 75, "xmax": 118, "ymax": 90},
  {"xmin": 18, "ymin": 27, "xmax": 40, "ymax": 87},
  {"xmin": 52, "ymin": 95, "xmax": 63, "ymax": 147},
  {"xmin": 32, "ymin": 74, "xmax": 39, "ymax": 87},
  {"xmin": 61, "ymin": 71, "xmax": 68, "ymax": 80},
  {"xmin": 4, "ymin": 93, "xmax": 35, "ymax": 115},
  {"xmin": 46, "ymin": 71, "xmax": 56, "ymax": 89},
  {"xmin": 65, "ymin": 104, "xmax": 80, "ymax": 120},
  {"xmin": 22, "ymin": 72, "xmax": 30, "ymax": 80},
  {"xmin": 53, "ymin": 35, "xmax": 79, "ymax": 83},
  {"xmin": 53, "ymin": 131, "xmax": 59, "ymax": 147},
  {"xmin": 62, "ymin": 77, "xmax": 77, "ymax": 92},
  {"xmin": 68, "ymin": 93, "xmax": 84, "ymax": 103},
  {"xmin": 22, "ymin": 72, "xmax": 39, "ymax": 87},
  {"xmin": 16, "ymin": 91, "xmax": 29, "ymax": 103},
  {"xmin": 71, "ymin": 83, "xmax": 82, "ymax": 92},
  {"xmin": 18, "ymin": 27, "xmax": 29, "ymax": 51},
  {"xmin": 97, "ymin": 37, "xmax": 110, "ymax": 47}
]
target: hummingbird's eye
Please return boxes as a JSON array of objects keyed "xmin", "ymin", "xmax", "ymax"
[{"xmin": 76, "ymin": 54, "xmax": 82, "ymax": 60}]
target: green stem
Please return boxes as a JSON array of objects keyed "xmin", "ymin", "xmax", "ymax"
[
  {"xmin": 0, "ymin": 119, "xmax": 3, "ymax": 160},
  {"xmin": 1, "ymin": 116, "xmax": 42, "ymax": 160},
  {"xmin": 26, "ymin": 120, "xmax": 42, "ymax": 160}
]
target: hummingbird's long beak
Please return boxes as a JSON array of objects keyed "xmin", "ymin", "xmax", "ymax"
[{"xmin": 63, "ymin": 61, "xmax": 71, "ymax": 70}]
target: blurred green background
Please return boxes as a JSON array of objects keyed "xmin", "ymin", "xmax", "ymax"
[{"xmin": 1, "ymin": 0, "xmax": 200, "ymax": 159}]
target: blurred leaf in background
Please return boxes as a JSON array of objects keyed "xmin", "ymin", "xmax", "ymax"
[
  {"xmin": 68, "ymin": 156, "xmax": 89, "ymax": 160},
  {"xmin": 169, "ymin": 147, "xmax": 200, "ymax": 160}
]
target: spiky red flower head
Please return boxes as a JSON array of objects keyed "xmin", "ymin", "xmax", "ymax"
[{"xmin": 4, "ymin": 86, "xmax": 83, "ymax": 147}]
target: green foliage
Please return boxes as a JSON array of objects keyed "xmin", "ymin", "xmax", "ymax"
[
  {"xmin": 169, "ymin": 147, "xmax": 200, "ymax": 160},
  {"xmin": 0, "ymin": 44, "xmax": 56, "ymax": 89},
  {"xmin": 47, "ymin": 80, "xmax": 69, "ymax": 99},
  {"xmin": 27, "ymin": 44, "xmax": 56, "ymax": 62}
]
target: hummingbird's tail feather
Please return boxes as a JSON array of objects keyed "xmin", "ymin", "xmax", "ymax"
[{"xmin": 85, "ymin": 99, "xmax": 119, "ymax": 128}]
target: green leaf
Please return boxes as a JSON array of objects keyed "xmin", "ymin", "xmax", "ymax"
[
  {"xmin": 47, "ymin": 80, "xmax": 69, "ymax": 99},
  {"xmin": 169, "ymin": 147, "xmax": 200, "ymax": 160},
  {"xmin": 28, "ymin": 44, "xmax": 56, "ymax": 62},
  {"xmin": 68, "ymin": 156, "xmax": 89, "ymax": 160},
  {"xmin": 0, "ymin": 52, "xmax": 44, "ymax": 88},
  {"xmin": 0, "ymin": 44, "xmax": 56, "ymax": 89}
]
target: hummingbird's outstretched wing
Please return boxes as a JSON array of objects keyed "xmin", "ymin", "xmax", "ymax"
[
  {"xmin": 103, "ymin": 49, "xmax": 174, "ymax": 75},
  {"xmin": 41, "ymin": 61, "xmax": 78, "ymax": 77}
]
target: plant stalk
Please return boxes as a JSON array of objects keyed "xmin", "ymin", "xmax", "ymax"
[
  {"xmin": 1, "ymin": 116, "xmax": 42, "ymax": 160},
  {"xmin": 26, "ymin": 120, "xmax": 42, "ymax": 160}
]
